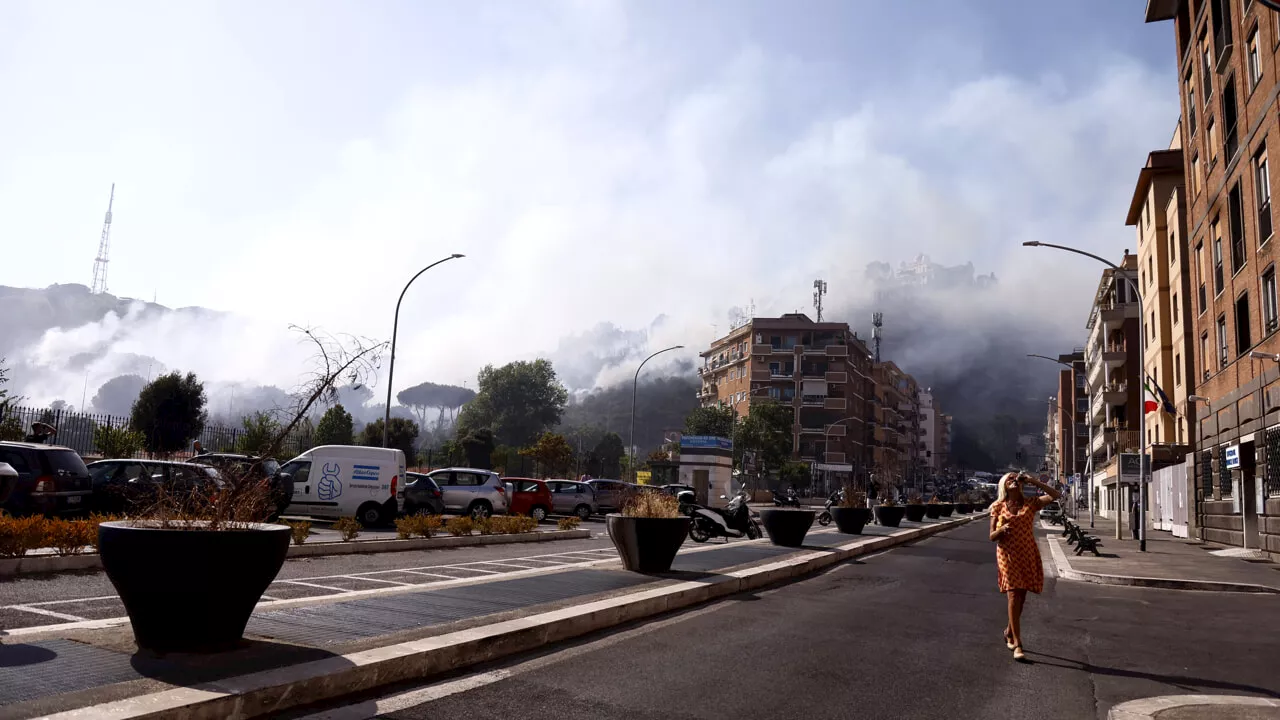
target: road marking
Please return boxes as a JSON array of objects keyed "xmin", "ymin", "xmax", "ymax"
[
  {"xmin": 279, "ymin": 580, "xmax": 351, "ymax": 592},
  {"xmin": 21, "ymin": 595, "xmax": 118, "ymax": 607},
  {"xmin": 9, "ymin": 605, "xmax": 86, "ymax": 622},
  {"xmin": 446, "ymin": 566, "xmax": 500, "ymax": 574},
  {"xmin": 395, "ymin": 570, "xmax": 459, "ymax": 579},
  {"xmin": 339, "ymin": 576, "xmax": 411, "ymax": 586},
  {"xmin": 475, "ymin": 561, "xmax": 540, "ymax": 570}
]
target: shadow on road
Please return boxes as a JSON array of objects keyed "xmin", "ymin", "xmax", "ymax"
[
  {"xmin": 1029, "ymin": 651, "xmax": 1280, "ymax": 698},
  {"xmin": 0, "ymin": 642, "xmax": 57, "ymax": 667}
]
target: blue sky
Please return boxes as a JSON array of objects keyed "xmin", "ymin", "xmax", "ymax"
[{"xmin": 0, "ymin": 1, "xmax": 1181, "ymax": 401}]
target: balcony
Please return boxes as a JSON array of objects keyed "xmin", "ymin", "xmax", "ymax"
[
  {"xmin": 825, "ymin": 424, "xmax": 847, "ymax": 436},
  {"xmin": 826, "ymin": 371, "xmax": 848, "ymax": 384},
  {"xmin": 1214, "ymin": 23, "xmax": 1232, "ymax": 74},
  {"xmin": 824, "ymin": 397, "xmax": 847, "ymax": 411},
  {"xmin": 824, "ymin": 452, "xmax": 847, "ymax": 464},
  {"xmin": 800, "ymin": 425, "xmax": 825, "ymax": 435},
  {"xmin": 752, "ymin": 344, "xmax": 773, "ymax": 356},
  {"xmin": 802, "ymin": 395, "xmax": 826, "ymax": 407},
  {"xmin": 825, "ymin": 345, "xmax": 848, "ymax": 357}
]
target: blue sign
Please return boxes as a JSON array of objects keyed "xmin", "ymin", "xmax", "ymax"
[
  {"xmin": 680, "ymin": 435, "xmax": 732, "ymax": 451},
  {"xmin": 1225, "ymin": 445, "xmax": 1241, "ymax": 469}
]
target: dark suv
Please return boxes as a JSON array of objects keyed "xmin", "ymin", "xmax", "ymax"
[
  {"xmin": 87, "ymin": 459, "xmax": 222, "ymax": 514},
  {"xmin": 0, "ymin": 442, "xmax": 93, "ymax": 516},
  {"xmin": 191, "ymin": 453, "xmax": 292, "ymax": 517}
]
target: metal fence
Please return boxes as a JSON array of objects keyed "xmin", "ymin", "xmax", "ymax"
[
  {"xmin": 1265, "ymin": 428, "xmax": 1280, "ymax": 497},
  {"xmin": 0, "ymin": 404, "xmax": 314, "ymax": 460},
  {"xmin": 1197, "ymin": 450, "xmax": 1214, "ymax": 500}
]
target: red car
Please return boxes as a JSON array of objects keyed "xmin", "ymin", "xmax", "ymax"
[{"xmin": 502, "ymin": 477, "xmax": 553, "ymax": 522}]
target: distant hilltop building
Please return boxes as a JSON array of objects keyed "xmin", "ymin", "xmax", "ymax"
[{"xmin": 865, "ymin": 254, "xmax": 997, "ymax": 301}]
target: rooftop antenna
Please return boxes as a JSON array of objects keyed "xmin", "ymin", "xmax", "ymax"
[
  {"xmin": 812, "ymin": 279, "xmax": 828, "ymax": 322},
  {"xmin": 872, "ymin": 311, "xmax": 884, "ymax": 363},
  {"xmin": 91, "ymin": 184, "xmax": 115, "ymax": 295}
]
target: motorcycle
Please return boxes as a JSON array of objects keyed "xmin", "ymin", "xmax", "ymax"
[
  {"xmin": 680, "ymin": 487, "xmax": 762, "ymax": 542},
  {"xmin": 816, "ymin": 488, "xmax": 844, "ymax": 526},
  {"xmin": 771, "ymin": 488, "xmax": 801, "ymax": 508}
]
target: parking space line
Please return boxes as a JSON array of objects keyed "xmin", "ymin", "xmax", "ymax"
[
  {"xmin": 23, "ymin": 595, "xmax": 118, "ymax": 607},
  {"xmin": 444, "ymin": 566, "xmax": 500, "ymax": 574},
  {"xmin": 9, "ymin": 605, "xmax": 86, "ymax": 622},
  {"xmin": 341, "ymin": 576, "xmax": 411, "ymax": 586},
  {"xmin": 475, "ymin": 561, "xmax": 539, "ymax": 570},
  {"xmin": 279, "ymin": 580, "xmax": 351, "ymax": 592},
  {"xmin": 395, "ymin": 570, "xmax": 460, "ymax": 579}
]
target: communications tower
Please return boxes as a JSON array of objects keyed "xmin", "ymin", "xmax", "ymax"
[{"xmin": 91, "ymin": 184, "xmax": 114, "ymax": 295}]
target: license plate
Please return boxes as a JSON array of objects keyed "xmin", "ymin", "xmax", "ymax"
[{"xmin": 66, "ymin": 496, "xmax": 81, "ymax": 505}]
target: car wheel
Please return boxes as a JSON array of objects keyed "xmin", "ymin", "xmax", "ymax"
[
  {"xmin": 357, "ymin": 501, "xmax": 386, "ymax": 527},
  {"xmin": 469, "ymin": 501, "xmax": 492, "ymax": 519},
  {"xmin": 403, "ymin": 501, "xmax": 417, "ymax": 517},
  {"xmin": 530, "ymin": 506, "xmax": 548, "ymax": 523},
  {"xmin": 574, "ymin": 504, "xmax": 592, "ymax": 521}
]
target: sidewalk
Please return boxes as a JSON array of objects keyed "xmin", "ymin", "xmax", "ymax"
[
  {"xmin": 1045, "ymin": 516, "xmax": 1280, "ymax": 593},
  {"xmin": 0, "ymin": 512, "xmax": 983, "ymax": 720}
]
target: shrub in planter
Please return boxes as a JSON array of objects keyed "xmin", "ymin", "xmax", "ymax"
[
  {"xmin": 394, "ymin": 516, "xmax": 416, "ymax": 539},
  {"xmin": 446, "ymin": 516, "xmax": 474, "ymax": 536},
  {"xmin": 939, "ymin": 502, "xmax": 955, "ymax": 517},
  {"xmin": 507, "ymin": 516, "xmax": 538, "ymax": 534},
  {"xmin": 607, "ymin": 491, "xmax": 689, "ymax": 573},
  {"xmin": 760, "ymin": 507, "xmax": 817, "ymax": 546},
  {"xmin": 333, "ymin": 517, "xmax": 362, "ymax": 541},
  {"xmin": 417, "ymin": 515, "xmax": 443, "ymax": 538},
  {"xmin": 874, "ymin": 503, "xmax": 905, "ymax": 527},
  {"xmin": 286, "ymin": 520, "xmax": 312, "ymax": 545},
  {"xmin": 48, "ymin": 518, "xmax": 97, "ymax": 556},
  {"xmin": 557, "ymin": 517, "xmax": 581, "ymax": 531},
  {"xmin": 904, "ymin": 498, "xmax": 927, "ymax": 522},
  {"xmin": 0, "ymin": 515, "xmax": 48, "ymax": 558},
  {"xmin": 475, "ymin": 517, "xmax": 496, "ymax": 535}
]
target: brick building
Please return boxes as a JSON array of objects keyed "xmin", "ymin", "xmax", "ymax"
[
  {"xmin": 872, "ymin": 361, "xmax": 923, "ymax": 497},
  {"xmin": 1053, "ymin": 350, "xmax": 1089, "ymax": 489}
]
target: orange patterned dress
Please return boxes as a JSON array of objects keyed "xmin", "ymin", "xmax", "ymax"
[{"xmin": 993, "ymin": 499, "xmax": 1045, "ymax": 594}]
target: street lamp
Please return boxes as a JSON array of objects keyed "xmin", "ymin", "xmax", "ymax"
[
  {"xmin": 1024, "ymin": 240, "xmax": 1148, "ymax": 550},
  {"xmin": 629, "ymin": 345, "xmax": 684, "ymax": 481},
  {"xmin": 383, "ymin": 253, "xmax": 465, "ymax": 448},
  {"xmin": 1026, "ymin": 353, "xmax": 1094, "ymax": 527}
]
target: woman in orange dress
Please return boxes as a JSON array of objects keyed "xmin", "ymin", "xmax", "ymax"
[{"xmin": 989, "ymin": 472, "xmax": 1060, "ymax": 661}]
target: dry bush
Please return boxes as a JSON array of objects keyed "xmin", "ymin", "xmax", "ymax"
[
  {"xmin": 86, "ymin": 514, "xmax": 118, "ymax": 551},
  {"xmin": 506, "ymin": 516, "xmax": 538, "ymax": 534},
  {"xmin": 286, "ymin": 520, "xmax": 312, "ymax": 545},
  {"xmin": 557, "ymin": 517, "xmax": 581, "ymax": 531},
  {"xmin": 474, "ymin": 517, "xmax": 496, "ymax": 535},
  {"xmin": 394, "ymin": 516, "xmax": 416, "ymax": 539},
  {"xmin": 47, "ymin": 519, "xmax": 97, "ymax": 556},
  {"xmin": 333, "ymin": 517, "xmax": 362, "ymax": 541},
  {"xmin": 0, "ymin": 515, "xmax": 48, "ymax": 558},
  {"xmin": 838, "ymin": 485, "xmax": 867, "ymax": 509},
  {"xmin": 445, "ymin": 516, "xmax": 473, "ymax": 536},
  {"xmin": 417, "ymin": 515, "xmax": 443, "ymax": 538},
  {"xmin": 621, "ymin": 491, "xmax": 680, "ymax": 519}
]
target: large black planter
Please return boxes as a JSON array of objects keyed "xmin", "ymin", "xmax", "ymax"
[
  {"xmin": 606, "ymin": 515, "xmax": 691, "ymax": 573},
  {"xmin": 831, "ymin": 507, "xmax": 871, "ymax": 534},
  {"xmin": 759, "ymin": 508, "xmax": 816, "ymax": 547},
  {"xmin": 904, "ymin": 504, "xmax": 927, "ymax": 522},
  {"xmin": 956, "ymin": 503, "xmax": 972, "ymax": 514},
  {"xmin": 939, "ymin": 503, "xmax": 955, "ymax": 517},
  {"xmin": 924, "ymin": 504, "xmax": 941, "ymax": 519},
  {"xmin": 874, "ymin": 505, "xmax": 905, "ymax": 527},
  {"xmin": 98, "ymin": 521, "xmax": 290, "ymax": 653}
]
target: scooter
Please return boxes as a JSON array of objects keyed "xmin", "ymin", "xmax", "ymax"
[
  {"xmin": 816, "ymin": 488, "xmax": 844, "ymax": 526},
  {"xmin": 771, "ymin": 488, "xmax": 801, "ymax": 508},
  {"xmin": 681, "ymin": 487, "xmax": 762, "ymax": 542}
]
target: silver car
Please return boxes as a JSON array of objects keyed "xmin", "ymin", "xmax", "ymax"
[
  {"xmin": 587, "ymin": 479, "xmax": 635, "ymax": 513},
  {"xmin": 426, "ymin": 467, "xmax": 509, "ymax": 518},
  {"xmin": 546, "ymin": 479, "xmax": 598, "ymax": 520}
]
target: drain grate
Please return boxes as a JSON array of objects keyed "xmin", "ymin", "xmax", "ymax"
[
  {"xmin": 670, "ymin": 544, "xmax": 793, "ymax": 573},
  {"xmin": 0, "ymin": 640, "xmax": 141, "ymax": 704}
]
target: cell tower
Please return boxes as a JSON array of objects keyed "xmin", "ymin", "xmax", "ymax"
[
  {"xmin": 872, "ymin": 311, "xmax": 884, "ymax": 363},
  {"xmin": 812, "ymin": 279, "xmax": 827, "ymax": 322},
  {"xmin": 91, "ymin": 184, "xmax": 115, "ymax": 295}
]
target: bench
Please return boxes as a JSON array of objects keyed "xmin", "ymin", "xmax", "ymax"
[{"xmin": 1073, "ymin": 534, "xmax": 1103, "ymax": 557}]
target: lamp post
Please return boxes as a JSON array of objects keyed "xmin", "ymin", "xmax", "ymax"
[
  {"xmin": 629, "ymin": 345, "xmax": 684, "ymax": 481},
  {"xmin": 1027, "ymin": 353, "xmax": 1093, "ymax": 526},
  {"xmin": 1024, "ymin": 240, "xmax": 1146, "ymax": 550},
  {"xmin": 383, "ymin": 254, "xmax": 465, "ymax": 448}
]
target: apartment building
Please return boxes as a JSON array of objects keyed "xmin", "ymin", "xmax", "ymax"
[
  {"xmin": 872, "ymin": 361, "xmax": 923, "ymax": 495},
  {"xmin": 696, "ymin": 314, "xmax": 875, "ymax": 485},
  {"xmin": 1149, "ymin": 0, "xmax": 1280, "ymax": 556},
  {"xmin": 939, "ymin": 414, "xmax": 953, "ymax": 471},
  {"xmin": 1052, "ymin": 350, "xmax": 1089, "ymax": 488},
  {"xmin": 1128, "ymin": 143, "xmax": 1195, "ymax": 466},
  {"xmin": 1084, "ymin": 255, "xmax": 1142, "ymax": 518},
  {"xmin": 920, "ymin": 390, "xmax": 939, "ymax": 475}
]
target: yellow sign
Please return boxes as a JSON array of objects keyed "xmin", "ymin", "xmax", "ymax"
[{"xmin": 636, "ymin": 471, "xmax": 652, "ymax": 485}]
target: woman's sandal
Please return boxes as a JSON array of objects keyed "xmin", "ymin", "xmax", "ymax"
[
  {"xmin": 1013, "ymin": 645, "xmax": 1027, "ymax": 662},
  {"xmin": 1004, "ymin": 628, "xmax": 1015, "ymax": 650}
]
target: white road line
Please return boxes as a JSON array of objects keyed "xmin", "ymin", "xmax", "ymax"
[
  {"xmin": 21, "ymin": 595, "xmax": 118, "ymax": 607},
  {"xmin": 395, "ymin": 570, "xmax": 460, "ymax": 579},
  {"xmin": 444, "ymin": 566, "xmax": 500, "ymax": 574},
  {"xmin": 340, "ymin": 576, "xmax": 412, "ymax": 586},
  {"xmin": 279, "ymin": 580, "xmax": 351, "ymax": 592},
  {"xmin": 9, "ymin": 605, "xmax": 86, "ymax": 622},
  {"xmin": 474, "ymin": 561, "xmax": 539, "ymax": 570}
]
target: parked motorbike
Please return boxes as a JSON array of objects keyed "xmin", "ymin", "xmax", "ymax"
[
  {"xmin": 771, "ymin": 488, "xmax": 801, "ymax": 508},
  {"xmin": 680, "ymin": 487, "xmax": 762, "ymax": 542},
  {"xmin": 817, "ymin": 488, "xmax": 844, "ymax": 526}
]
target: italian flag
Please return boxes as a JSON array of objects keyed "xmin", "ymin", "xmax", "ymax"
[{"xmin": 1143, "ymin": 378, "xmax": 1160, "ymax": 415}]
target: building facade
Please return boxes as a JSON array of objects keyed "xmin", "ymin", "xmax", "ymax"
[
  {"xmin": 872, "ymin": 361, "xmax": 923, "ymax": 496},
  {"xmin": 1150, "ymin": 0, "xmax": 1280, "ymax": 556},
  {"xmin": 1053, "ymin": 350, "xmax": 1089, "ymax": 491}
]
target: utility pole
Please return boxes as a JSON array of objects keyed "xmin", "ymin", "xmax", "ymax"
[
  {"xmin": 91, "ymin": 184, "xmax": 114, "ymax": 295},
  {"xmin": 872, "ymin": 312, "xmax": 883, "ymax": 363}
]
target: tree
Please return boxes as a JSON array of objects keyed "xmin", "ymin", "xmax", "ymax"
[
  {"xmin": 236, "ymin": 412, "xmax": 281, "ymax": 457},
  {"xmin": 359, "ymin": 417, "xmax": 420, "ymax": 461},
  {"xmin": 461, "ymin": 427, "xmax": 496, "ymax": 469},
  {"xmin": 94, "ymin": 424, "xmax": 146, "ymax": 459},
  {"xmin": 684, "ymin": 405, "xmax": 736, "ymax": 438},
  {"xmin": 0, "ymin": 357, "xmax": 23, "ymax": 440},
  {"xmin": 0, "ymin": 356, "xmax": 17, "ymax": 409},
  {"xmin": 455, "ymin": 359, "xmax": 568, "ymax": 447},
  {"xmin": 733, "ymin": 402, "xmax": 793, "ymax": 477},
  {"xmin": 521, "ymin": 432, "xmax": 574, "ymax": 478},
  {"xmin": 130, "ymin": 372, "xmax": 209, "ymax": 455},
  {"xmin": 314, "ymin": 404, "xmax": 355, "ymax": 445},
  {"xmin": 90, "ymin": 374, "xmax": 146, "ymax": 417},
  {"xmin": 397, "ymin": 381, "xmax": 476, "ymax": 431},
  {"xmin": 591, "ymin": 432, "xmax": 625, "ymax": 478}
]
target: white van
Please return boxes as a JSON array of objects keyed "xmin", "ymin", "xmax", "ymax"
[{"xmin": 280, "ymin": 445, "xmax": 405, "ymax": 527}]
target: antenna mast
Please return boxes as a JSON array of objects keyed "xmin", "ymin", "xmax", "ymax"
[
  {"xmin": 91, "ymin": 184, "xmax": 115, "ymax": 295},
  {"xmin": 812, "ymin": 279, "xmax": 827, "ymax": 322},
  {"xmin": 872, "ymin": 312, "xmax": 884, "ymax": 363}
]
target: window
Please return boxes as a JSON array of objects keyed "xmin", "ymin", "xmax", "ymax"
[
  {"xmin": 1173, "ymin": 292, "xmax": 1180, "ymax": 322},
  {"xmin": 1202, "ymin": 332, "xmax": 1211, "ymax": 378},
  {"xmin": 1176, "ymin": 354, "xmax": 1182, "ymax": 386},
  {"xmin": 1264, "ymin": 266, "xmax": 1279, "ymax": 332},
  {"xmin": 1209, "ymin": 116, "xmax": 1219, "ymax": 164},
  {"xmin": 1193, "ymin": 154, "xmax": 1203, "ymax": 196},
  {"xmin": 281, "ymin": 461, "xmax": 311, "ymax": 487},
  {"xmin": 1223, "ymin": 77, "xmax": 1239, "ymax": 162},
  {"xmin": 1151, "ymin": 311, "xmax": 1156, "ymax": 340},
  {"xmin": 1236, "ymin": 293, "xmax": 1252, "ymax": 353},
  {"xmin": 1202, "ymin": 31, "xmax": 1214, "ymax": 102},
  {"xmin": 1170, "ymin": 231, "xmax": 1177, "ymax": 265},
  {"xmin": 1148, "ymin": 256, "xmax": 1154, "ymax": 284},
  {"xmin": 1197, "ymin": 241, "xmax": 1208, "ymax": 311},
  {"xmin": 1256, "ymin": 146, "xmax": 1273, "ymax": 242},
  {"xmin": 1229, "ymin": 181, "xmax": 1247, "ymax": 272},
  {"xmin": 1218, "ymin": 315, "xmax": 1230, "ymax": 367},
  {"xmin": 1187, "ymin": 73, "xmax": 1198, "ymax": 135},
  {"xmin": 1248, "ymin": 29, "xmax": 1262, "ymax": 90},
  {"xmin": 1213, "ymin": 222, "xmax": 1225, "ymax": 293}
]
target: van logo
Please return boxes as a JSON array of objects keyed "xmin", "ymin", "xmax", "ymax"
[{"xmin": 318, "ymin": 463, "xmax": 343, "ymax": 501}]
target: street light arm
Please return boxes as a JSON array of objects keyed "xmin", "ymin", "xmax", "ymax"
[
  {"xmin": 383, "ymin": 253, "xmax": 465, "ymax": 447},
  {"xmin": 629, "ymin": 345, "xmax": 685, "ymax": 480}
]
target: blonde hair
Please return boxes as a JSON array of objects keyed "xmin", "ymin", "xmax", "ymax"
[{"xmin": 996, "ymin": 472, "xmax": 1027, "ymax": 505}]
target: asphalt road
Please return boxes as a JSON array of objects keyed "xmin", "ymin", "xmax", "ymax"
[{"xmin": 302, "ymin": 521, "xmax": 1280, "ymax": 720}]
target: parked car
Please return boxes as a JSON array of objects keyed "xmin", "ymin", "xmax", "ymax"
[
  {"xmin": 280, "ymin": 445, "xmax": 404, "ymax": 526},
  {"xmin": 401, "ymin": 471, "xmax": 445, "ymax": 516},
  {"xmin": 546, "ymin": 479, "xmax": 597, "ymax": 520},
  {"xmin": 502, "ymin": 478, "xmax": 554, "ymax": 522},
  {"xmin": 87, "ymin": 459, "xmax": 222, "ymax": 514},
  {"xmin": 1039, "ymin": 501, "xmax": 1063, "ymax": 520},
  {"xmin": 659, "ymin": 483, "xmax": 695, "ymax": 498},
  {"xmin": 424, "ymin": 467, "xmax": 509, "ymax": 518},
  {"xmin": 192, "ymin": 452, "xmax": 292, "ymax": 518},
  {"xmin": 587, "ymin": 479, "xmax": 636, "ymax": 513},
  {"xmin": 0, "ymin": 461, "xmax": 17, "ymax": 506},
  {"xmin": 0, "ymin": 441, "xmax": 93, "ymax": 516}
]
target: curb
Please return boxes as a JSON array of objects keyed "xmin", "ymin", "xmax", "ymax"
[
  {"xmin": 1045, "ymin": 534, "xmax": 1280, "ymax": 595},
  {"xmin": 1109, "ymin": 694, "xmax": 1280, "ymax": 719},
  {"xmin": 0, "ymin": 529, "xmax": 592, "ymax": 577},
  {"xmin": 38, "ymin": 514, "xmax": 983, "ymax": 719}
]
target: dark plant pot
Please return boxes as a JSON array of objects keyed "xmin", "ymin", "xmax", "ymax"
[
  {"xmin": 759, "ymin": 508, "xmax": 816, "ymax": 547},
  {"xmin": 831, "ymin": 507, "xmax": 871, "ymax": 534},
  {"xmin": 606, "ymin": 514, "xmax": 691, "ymax": 573},
  {"xmin": 98, "ymin": 521, "xmax": 291, "ymax": 653},
  {"xmin": 956, "ymin": 503, "xmax": 972, "ymax": 514},
  {"xmin": 904, "ymin": 505, "xmax": 927, "ymax": 522},
  {"xmin": 939, "ymin": 503, "xmax": 954, "ymax": 517},
  {"xmin": 924, "ymin": 504, "xmax": 941, "ymax": 519},
  {"xmin": 874, "ymin": 505, "xmax": 905, "ymax": 527}
]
